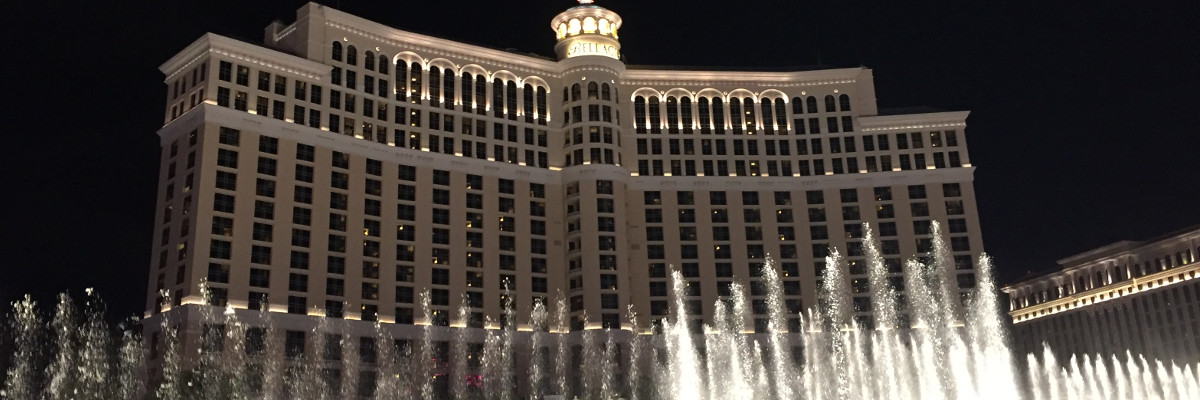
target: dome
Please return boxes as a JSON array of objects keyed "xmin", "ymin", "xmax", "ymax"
[{"xmin": 551, "ymin": 0, "xmax": 622, "ymax": 41}]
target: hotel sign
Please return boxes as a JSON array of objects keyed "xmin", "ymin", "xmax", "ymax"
[{"xmin": 566, "ymin": 40, "xmax": 619, "ymax": 59}]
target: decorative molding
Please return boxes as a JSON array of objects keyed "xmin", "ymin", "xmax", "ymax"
[
  {"xmin": 858, "ymin": 112, "xmax": 971, "ymax": 132},
  {"xmin": 164, "ymin": 104, "xmax": 561, "ymax": 184},
  {"xmin": 627, "ymin": 168, "xmax": 976, "ymax": 191},
  {"xmin": 622, "ymin": 67, "xmax": 864, "ymax": 88},
  {"xmin": 1008, "ymin": 262, "xmax": 1200, "ymax": 324},
  {"xmin": 160, "ymin": 34, "xmax": 330, "ymax": 81},
  {"xmin": 322, "ymin": 7, "xmax": 563, "ymax": 78}
]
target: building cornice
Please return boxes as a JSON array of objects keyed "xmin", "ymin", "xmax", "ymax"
[
  {"xmin": 1005, "ymin": 226, "xmax": 1200, "ymax": 292},
  {"xmin": 628, "ymin": 167, "xmax": 977, "ymax": 191},
  {"xmin": 1055, "ymin": 241, "xmax": 1142, "ymax": 268},
  {"xmin": 321, "ymin": 7, "xmax": 562, "ymax": 79},
  {"xmin": 621, "ymin": 67, "xmax": 865, "ymax": 88},
  {"xmin": 857, "ymin": 111, "xmax": 970, "ymax": 132},
  {"xmin": 159, "ymin": 33, "xmax": 331, "ymax": 82},
  {"xmin": 161, "ymin": 104, "xmax": 561, "ymax": 183},
  {"xmin": 1008, "ymin": 261, "xmax": 1200, "ymax": 324}
]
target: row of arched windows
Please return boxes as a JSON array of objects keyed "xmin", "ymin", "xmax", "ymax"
[
  {"xmin": 555, "ymin": 16, "xmax": 619, "ymax": 39},
  {"xmin": 332, "ymin": 42, "xmax": 552, "ymax": 125},
  {"xmin": 790, "ymin": 94, "xmax": 852, "ymax": 115},
  {"xmin": 1014, "ymin": 247, "xmax": 1197, "ymax": 310},
  {"xmin": 633, "ymin": 96, "xmax": 798, "ymax": 135},
  {"xmin": 391, "ymin": 61, "xmax": 550, "ymax": 125},
  {"xmin": 564, "ymin": 82, "xmax": 619, "ymax": 103},
  {"xmin": 787, "ymin": 92, "xmax": 854, "ymax": 112},
  {"xmin": 331, "ymin": 42, "xmax": 390, "ymax": 75}
]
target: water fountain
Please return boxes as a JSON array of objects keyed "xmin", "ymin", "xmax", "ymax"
[{"xmin": 4, "ymin": 222, "xmax": 1199, "ymax": 399}]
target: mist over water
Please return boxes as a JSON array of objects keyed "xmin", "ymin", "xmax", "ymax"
[{"xmin": 3, "ymin": 222, "xmax": 1198, "ymax": 399}]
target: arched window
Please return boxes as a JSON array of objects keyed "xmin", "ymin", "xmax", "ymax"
[
  {"xmin": 792, "ymin": 97, "xmax": 803, "ymax": 115},
  {"xmin": 571, "ymin": 83, "xmax": 582, "ymax": 102},
  {"xmin": 365, "ymin": 51, "xmax": 376, "ymax": 70},
  {"xmin": 409, "ymin": 62, "xmax": 422, "ymax": 104},
  {"xmin": 729, "ymin": 98, "xmax": 743, "ymax": 134},
  {"xmin": 697, "ymin": 97, "xmax": 711, "ymax": 134},
  {"xmin": 563, "ymin": 86, "xmax": 569, "ymax": 103},
  {"xmin": 475, "ymin": 75, "xmax": 487, "ymax": 116},
  {"xmin": 1077, "ymin": 276, "xmax": 1085, "ymax": 292},
  {"xmin": 666, "ymin": 97, "xmax": 679, "ymax": 134},
  {"xmin": 395, "ymin": 61, "xmax": 407, "ymax": 101},
  {"xmin": 536, "ymin": 87, "xmax": 548, "ymax": 125},
  {"xmin": 760, "ymin": 99, "xmax": 774, "ymax": 134},
  {"xmin": 588, "ymin": 82, "xmax": 599, "ymax": 100},
  {"xmin": 774, "ymin": 99, "xmax": 788, "ymax": 130},
  {"xmin": 461, "ymin": 73, "xmax": 474, "ymax": 112},
  {"xmin": 806, "ymin": 96, "xmax": 818, "ymax": 114},
  {"xmin": 506, "ymin": 81, "xmax": 518, "ymax": 120},
  {"xmin": 428, "ymin": 67, "xmax": 441, "ymax": 107},
  {"xmin": 443, "ymin": 70, "xmax": 455, "ymax": 110},
  {"xmin": 492, "ymin": 79, "xmax": 504, "ymax": 118},
  {"xmin": 523, "ymin": 84, "xmax": 535, "ymax": 123},
  {"xmin": 743, "ymin": 97, "xmax": 757, "ymax": 133},
  {"xmin": 824, "ymin": 95, "xmax": 836, "ymax": 113},
  {"xmin": 613, "ymin": 87, "xmax": 619, "ymax": 104},
  {"xmin": 1096, "ymin": 271, "xmax": 1104, "ymax": 286},
  {"xmin": 346, "ymin": 46, "xmax": 358, "ymax": 66},
  {"xmin": 839, "ymin": 94, "xmax": 852, "ymax": 111},
  {"xmin": 378, "ymin": 56, "xmax": 389, "ymax": 74},
  {"xmin": 648, "ymin": 97, "xmax": 661, "ymax": 134},
  {"xmin": 601, "ymin": 83, "xmax": 611, "ymax": 101},
  {"xmin": 712, "ymin": 98, "xmax": 726, "ymax": 134},
  {"xmin": 634, "ymin": 96, "xmax": 647, "ymax": 133},
  {"xmin": 331, "ymin": 41, "xmax": 343, "ymax": 61},
  {"xmin": 680, "ymin": 97, "xmax": 693, "ymax": 134}
]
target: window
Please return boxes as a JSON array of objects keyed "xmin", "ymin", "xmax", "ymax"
[
  {"xmin": 948, "ymin": 218, "xmax": 969, "ymax": 233},
  {"xmin": 218, "ymin": 61, "xmax": 232, "ymax": 81},
  {"xmin": 257, "ymin": 157, "xmax": 276, "ymax": 176},
  {"xmin": 742, "ymin": 191, "xmax": 759, "ymax": 206},
  {"xmin": 332, "ymin": 151, "xmax": 350, "ymax": 169},
  {"xmin": 236, "ymin": 65, "xmax": 249, "ymax": 86},
  {"xmin": 285, "ymin": 330, "xmax": 305, "ymax": 358},
  {"xmin": 432, "ymin": 268, "xmax": 450, "ymax": 285},
  {"xmin": 946, "ymin": 200, "xmax": 965, "ymax": 215},
  {"xmin": 596, "ymin": 180, "xmax": 613, "ymax": 194},
  {"xmin": 257, "ymin": 71, "xmax": 271, "ymax": 91},
  {"xmin": 248, "ymin": 268, "xmax": 270, "ymax": 288},
  {"xmin": 215, "ymin": 171, "xmax": 237, "ymax": 190},
  {"xmin": 908, "ymin": 185, "xmax": 927, "ymax": 199},
  {"xmin": 600, "ymin": 274, "xmax": 619, "ymax": 290},
  {"xmin": 287, "ymin": 296, "xmax": 306, "ymax": 315},
  {"xmin": 943, "ymin": 183, "xmax": 962, "ymax": 197},
  {"xmin": 208, "ymin": 263, "xmax": 230, "ymax": 283}
]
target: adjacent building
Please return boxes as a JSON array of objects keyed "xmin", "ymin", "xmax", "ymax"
[
  {"xmin": 145, "ymin": 0, "xmax": 985, "ymax": 393},
  {"xmin": 1004, "ymin": 225, "xmax": 1200, "ymax": 365}
]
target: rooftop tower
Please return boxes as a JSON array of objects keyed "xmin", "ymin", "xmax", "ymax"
[{"xmin": 552, "ymin": 0, "xmax": 623, "ymax": 61}]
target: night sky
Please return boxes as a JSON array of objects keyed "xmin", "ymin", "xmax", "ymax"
[{"xmin": 3, "ymin": 0, "xmax": 1197, "ymax": 321}]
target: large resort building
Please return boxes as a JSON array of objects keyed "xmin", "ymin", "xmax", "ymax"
[
  {"xmin": 146, "ymin": 0, "xmax": 985, "ymax": 393},
  {"xmin": 1004, "ymin": 225, "xmax": 1200, "ymax": 366}
]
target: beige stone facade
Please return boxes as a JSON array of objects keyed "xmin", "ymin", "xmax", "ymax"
[
  {"xmin": 147, "ymin": 0, "xmax": 984, "ymax": 363},
  {"xmin": 1004, "ymin": 225, "xmax": 1200, "ymax": 365}
]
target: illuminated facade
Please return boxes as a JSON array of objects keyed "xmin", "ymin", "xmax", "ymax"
[
  {"xmin": 1004, "ymin": 225, "xmax": 1200, "ymax": 365},
  {"xmin": 146, "ymin": 0, "xmax": 985, "ymax": 391}
]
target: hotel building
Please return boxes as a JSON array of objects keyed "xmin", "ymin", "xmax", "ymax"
[
  {"xmin": 1004, "ymin": 225, "xmax": 1200, "ymax": 365},
  {"xmin": 145, "ymin": 0, "xmax": 985, "ymax": 393}
]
